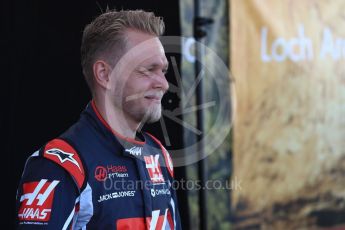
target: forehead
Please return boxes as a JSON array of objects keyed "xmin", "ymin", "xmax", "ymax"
[
  {"xmin": 123, "ymin": 29, "xmax": 167, "ymax": 62},
  {"xmin": 112, "ymin": 30, "xmax": 168, "ymax": 75}
]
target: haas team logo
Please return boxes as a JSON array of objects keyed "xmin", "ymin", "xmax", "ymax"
[
  {"xmin": 18, "ymin": 179, "xmax": 59, "ymax": 222},
  {"xmin": 94, "ymin": 166, "xmax": 107, "ymax": 181},
  {"xmin": 144, "ymin": 154, "xmax": 164, "ymax": 183}
]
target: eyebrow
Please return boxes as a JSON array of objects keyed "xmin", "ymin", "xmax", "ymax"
[{"xmin": 147, "ymin": 62, "xmax": 169, "ymax": 71}]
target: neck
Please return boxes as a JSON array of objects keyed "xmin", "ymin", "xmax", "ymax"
[{"xmin": 92, "ymin": 96, "xmax": 139, "ymax": 140}]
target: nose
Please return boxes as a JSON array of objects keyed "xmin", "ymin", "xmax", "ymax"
[{"xmin": 153, "ymin": 72, "xmax": 169, "ymax": 92}]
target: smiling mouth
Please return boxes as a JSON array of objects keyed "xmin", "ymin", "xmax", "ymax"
[
  {"xmin": 144, "ymin": 95, "xmax": 161, "ymax": 102},
  {"xmin": 126, "ymin": 92, "xmax": 163, "ymax": 102},
  {"xmin": 143, "ymin": 91, "xmax": 163, "ymax": 102}
]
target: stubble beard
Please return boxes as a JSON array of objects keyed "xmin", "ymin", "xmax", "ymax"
[
  {"xmin": 121, "ymin": 99, "xmax": 162, "ymax": 126},
  {"xmin": 144, "ymin": 103, "xmax": 162, "ymax": 124}
]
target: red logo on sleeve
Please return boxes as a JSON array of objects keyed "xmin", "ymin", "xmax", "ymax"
[
  {"xmin": 43, "ymin": 139, "xmax": 85, "ymax": 189},
  {"xmin": 18, "ymin": 179, "xmax": 59, "ymax": 222}
]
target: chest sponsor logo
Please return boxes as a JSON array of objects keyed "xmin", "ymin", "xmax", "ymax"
[
  {"xmin": 97, "ymin": 190, "xmax": 136, "ymax": 203},
  {"xmin": 150, "ymin": 188, "xmax": 171, "ymax": 197},
  {"xmin": 125, "ymin": 146, "xmax": 142, "ymax": 156},
  {"xmin": 144, "ymin": 154, "xmax": 165, "ymax": 184},
  {"xmin": 94, "ymin": 165, "xmax": 128, "ymax": 182},
  {"xmin": 18, "ymin": 179, "xmax": 59, "ymax": 222}
]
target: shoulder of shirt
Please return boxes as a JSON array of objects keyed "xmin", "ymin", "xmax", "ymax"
[{"xmin": 38, "ymin": 138, "xmax": 87, "ymax": 191}]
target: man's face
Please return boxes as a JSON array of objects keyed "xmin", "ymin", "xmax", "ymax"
[{"xmin": 108, "ymin": 29, "xmax": 169, "ymax": 124}]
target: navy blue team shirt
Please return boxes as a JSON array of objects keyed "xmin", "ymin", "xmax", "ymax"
[{"xmin": 16, "ymin": 100, "xmax": 182, "ymax": 229}]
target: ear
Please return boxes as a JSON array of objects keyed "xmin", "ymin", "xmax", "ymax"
[{"xmin": 93, "ymin": 60, "xmax": 112, "ymax": 89}]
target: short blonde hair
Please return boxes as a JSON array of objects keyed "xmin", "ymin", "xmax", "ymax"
[{"xmin": 81, "ymin": 9, "xmax": 165, "ymax": 94}]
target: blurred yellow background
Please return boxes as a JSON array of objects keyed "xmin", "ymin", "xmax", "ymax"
[{"xmin": 230, "ymin": 0, "xmax": 345, "ymax": 228}]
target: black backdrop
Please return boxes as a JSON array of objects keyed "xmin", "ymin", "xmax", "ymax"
[{"xmin": 3, "ymin": 0, "xmax": 189, "ymax": 228}]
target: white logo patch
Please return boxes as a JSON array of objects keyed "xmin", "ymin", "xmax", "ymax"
[
  {"xmin": 125, "ymin": 146, "xmax": 142, "ymax": 156},
  {"xmin": 46, "ymin": 148, "xmax": 81, "ymax": 171}
]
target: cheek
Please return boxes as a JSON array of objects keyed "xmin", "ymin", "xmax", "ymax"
[
  {"xmin": 122, "ymin": 78, "xmax": 150, "ymax": 102},
  {"xmin": 121, "ymin": 85, "xmax": 145, "ymax": 108}
]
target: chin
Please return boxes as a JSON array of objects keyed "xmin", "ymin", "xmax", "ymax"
[
  {"xmin": 144, "ymin": 106, "xmax": 162, "ymax": 124},
  {"xmin": 146, "ymin": 115, "xmax": 161, "ymax": 124}
]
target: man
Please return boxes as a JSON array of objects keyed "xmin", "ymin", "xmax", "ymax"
[{"xmin": 16, "ymin": 9, "xmax": 182, "ymax": 229}]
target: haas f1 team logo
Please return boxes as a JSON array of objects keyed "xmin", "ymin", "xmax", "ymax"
[
  {"xmin": 18, "ymin": 179, "xmax": 59, "ymax": 222},
  {"xmin": 144, "ymin": 154, "xmax": 164, "ymax": 183},
  {"xmin": 94, "ymin": 166, "xmax": 107, "ymax": 182}
]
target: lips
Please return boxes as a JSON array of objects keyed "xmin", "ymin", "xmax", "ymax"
[
  {"xmin": 144, "ymin": 92, "xmax": 163, "ymax": 102},
  {"xmin": 126, "ymin": 91, "xmax": 164, "ymax": 102},
  {"xmin": 144, "ymin": 95, "xmax": 161, "ymax": 100}
]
